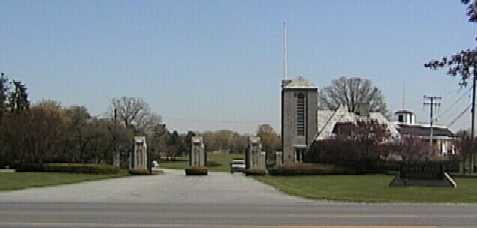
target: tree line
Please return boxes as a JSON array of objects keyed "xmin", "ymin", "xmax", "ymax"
[
  {"xmin": 163, "ymin": 124, "xmax": 281, "ymax": 160},
  {"xmin": 0, "ymin": 73, "xmax": 282, "ymax": 166},
  {"xmin": 0, "ymin": 74, "xmax": 174, "ymax": 166}
]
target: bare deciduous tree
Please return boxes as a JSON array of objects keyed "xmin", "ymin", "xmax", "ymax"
[
  {"xmin": 110, "ymin": 97, "xmax": 154, "ymax": 132},
  {"xmin": 319, "ymin": 77, "xmax": 388, "ymax": 116},
  {"xmin": 256, "ymin": 124, "xmax": 281, "ymax": 154},
  {"xmin": 139, "ymin": 112, "xmax": 163, "ymax": 136}
]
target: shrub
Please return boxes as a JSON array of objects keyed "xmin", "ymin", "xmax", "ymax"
[
  {"xmin": 244, "ymin": 169, "xmax": 266, "ymax": 176},
  {"xmin": 268, "ymin": 163, "xmax": 361, "ymax": 176},
  {"xmin": 129, "ymin": 169, "xmax": 151, "ymax": 175},
  {"xmin": 304, "ymin": 120, "xmax": 390, "ymax": 172},
  {"xmin": 443, "ymin": 159, "xmax": 460, "ymax": 173},
  {"xmin": 13, "ymin": 163, "xmax": 46, "ymax": 172},
  {"xmin": 376, "ymin": 160, "xmax": 401, "ymax": 172},
  {"xmin": 185, "ymin": 166, "xmax": 208, "ymax": 175},
  {"xmin": 14, "ymin": 163, "xmax": 120, "ymax": 174},
  {"xmin": 305, "ymin": 139, "xmax": 381, "ymax": 171}
]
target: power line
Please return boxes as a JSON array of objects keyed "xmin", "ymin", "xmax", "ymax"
[
  {"xmin": 447, "ymin": 104, "xmax": 472, "ymax": 128},
  {"xmin": 435, "ymin": 87, "xmax": 472, "ymax": 122}
]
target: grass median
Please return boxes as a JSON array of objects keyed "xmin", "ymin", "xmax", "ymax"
[
  {"xmin": 0, "ymin": 170, "xmax": 129, "ymax": 191},
  {"xmin": 254, "ymin": 174, "xmax": 477, "ymax": 203}
]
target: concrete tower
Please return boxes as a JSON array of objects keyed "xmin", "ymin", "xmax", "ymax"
[{"xmin": 281, "ymin": 76, "xmax": 318, "ymax": 165}]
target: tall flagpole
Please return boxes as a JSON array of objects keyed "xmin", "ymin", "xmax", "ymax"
[{"xmin": 283, "ymin": 21, "xmax": 288, "ymax": 80}]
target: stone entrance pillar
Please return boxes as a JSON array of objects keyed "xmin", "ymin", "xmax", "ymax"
[
  {"xmin": 129, "ymin": 136, "xmax": 148, "ymax": 171},
  {"xmin": 246, "ymin": 137, "xmax": 266, "ymax": 171},
  {"xmin": 274, "ymin": 151, "xmax": 283, "ymax": 168},
  {"xmin": 185, "ymin": 136, "xmax": 208, "ymax": 175},
  {"xmin": 190, "ymin": 136, "xmax": 206, "ymax": 167}
]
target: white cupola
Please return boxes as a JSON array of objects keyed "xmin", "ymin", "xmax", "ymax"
[{"xmin": 395, "ymin": 110, "xmax": 416, "ymax": 125}]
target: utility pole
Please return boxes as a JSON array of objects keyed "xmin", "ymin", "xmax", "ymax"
[
  {"xmin": 113, "ymin": 108, "xmax": 120, "ymax": 168},
  {"xmin": 471, "ymin": 71, "xmax": 477, "ymax": 173},
  {"xmin": 472, "ymin": 72, "xmax": 476, "ymax": 139},
  {"xmin": 424, "ymin": 96, "xmax": 442, "ymax": 156}
]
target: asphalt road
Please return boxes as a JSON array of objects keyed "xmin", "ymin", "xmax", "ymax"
[{"xmin": 0, "ymin": 169, "xmax": 477, "ymax": 227}]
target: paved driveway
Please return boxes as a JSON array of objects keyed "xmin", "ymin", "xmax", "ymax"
[
  {"xmin": 2, "ymin": 169, "xmax": 477, "ymax": 227},
  {"xmin": 0, "ymin": 169, "xmax": 309, "ymax": 204}
]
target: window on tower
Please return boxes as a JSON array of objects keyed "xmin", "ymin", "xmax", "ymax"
[
  {"xmin": 297, "ymin": 93, "xmax": 305, "ymax": 136},
  {"xmin": 398, "ymin": 114, "xmax": 404, "ymax": 123}
]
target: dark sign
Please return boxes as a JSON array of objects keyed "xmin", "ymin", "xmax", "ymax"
[{"xmin": 399, "ymin": 162, "xmax": 444, "ymax": 180}]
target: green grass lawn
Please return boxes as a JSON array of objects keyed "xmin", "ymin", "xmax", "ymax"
[
  {"xmin": 158, "ymin": 158, "xmax": 188, "ymax": 170},
  {"xmin": 0, "ymin": 170, "xmax": 129, "ymax": 191},
  {"xmin": 254, "ymin": 175, "xmax": 477, "ymax": 203},
  {"xmin": 159, "ymin": 152, "xmax": 243, "ymax": 172}
]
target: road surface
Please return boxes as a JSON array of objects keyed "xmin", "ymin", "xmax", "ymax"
[{"xmin": 0, "ymin": 169, "xmax": 476, "ymax": 227}]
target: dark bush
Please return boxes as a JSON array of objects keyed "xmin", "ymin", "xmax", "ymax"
[
  {"xmin": 185, "ymin": 166, "xmax": 208, "ymax": 175},
  {"xmin": 129, "ymin": 169, "xmax": 151, "ymax": 175},
  {"xmin": 305, "ymin": 139, "xmax": 380, "ymax": 172},
  {"xmin": 377, "ymin": 159, "xmax": 459, "ymax": 173},
  {"xmin": 304, "ymin": 120, "xmax": 391, "ymax": 172},
  {"xmin": 14, "ymin": 163, "xmax": 120, "ymax": 174},
  {"xmin": 376, "ymin": 160, "xmax": 401, "ymax": 172},
  {"xmin": 443, "ymin": 156, "xmax": 461, "ymax": 173},
  {"xmin": 13, "ymin": 163, "xmax": 46, "ymax": 172},
  {"xmin": 399, "ymin": 161, "xmax": 446, "ymax": 179},
  {"xmin": 268, "ymin": 163, "xmax": 361, "ymax": 176},
  {"xmin": 244, "ymin": 169, "xmax": 266, "ymax": 176}
]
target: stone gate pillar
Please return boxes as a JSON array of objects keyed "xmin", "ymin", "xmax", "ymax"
[
  {"xmin": 129, "ymin": 136, "xmax": 148, "ymax": 171},
  {"xmin": 190, "ymin": 136, "xmax": 206, "ymax": 167},
  {"xmin": 245, "ymin": 136, "xmax": 266, "ymax": 174},
  {"xmin": 274, "ymin": 151, "xmax": 283, "ymax": 168},
  {"xmin": 185, "ymin": 136, "xmax": 208, "ymax": 175}
]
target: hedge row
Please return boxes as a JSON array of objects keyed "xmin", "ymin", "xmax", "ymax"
[
  {"xmin": 14, "ymin": 163, "xmax": 120, "ymax": 174},
  {"xmin": 267, "ymin": 160, "xmax": 461, "ymax": 176},
  {"xmin": 268, "ymin": 163, "xmax": 367, "ymax": 176},
  {"xmin": 129, "ymin": 169, "xmax": 151, "ymax": 175},
  {"xmin": 185, "ymin": 166, "xmax": 208, "ymax": 175},
  {"xmin": 244, "ymin": 169, "xmax": 266, "ymax": 176}
]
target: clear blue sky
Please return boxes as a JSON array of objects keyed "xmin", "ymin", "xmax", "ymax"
[{"xmin": 1, "ymin": 0, "xmax": 475, "ymax": 133}]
